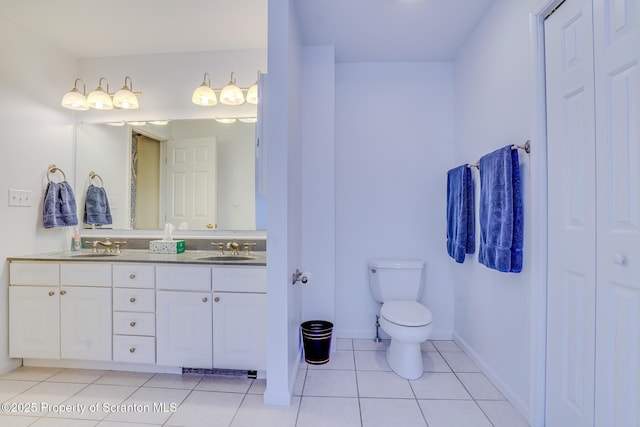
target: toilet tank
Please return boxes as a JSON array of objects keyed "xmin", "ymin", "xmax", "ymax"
[{"xmin": 368, "ymin": 259, "xmax": 426, "ymax": 303}]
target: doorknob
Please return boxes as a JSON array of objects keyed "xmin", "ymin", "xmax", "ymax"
[{"xmin": 614, "ymin": 253, "xmax": 628, "ymax": 266}]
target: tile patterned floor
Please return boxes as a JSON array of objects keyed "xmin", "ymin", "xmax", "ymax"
[{"xmin": 0, "ymin": 340, "xmax": 529, "ymax": 426}]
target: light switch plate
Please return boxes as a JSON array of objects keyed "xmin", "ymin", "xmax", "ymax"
[{"xmin": 8, "ymin": 189, "xmax": 33, "ymax": 207}]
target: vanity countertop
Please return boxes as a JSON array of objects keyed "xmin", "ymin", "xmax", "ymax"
[{"xmin": 8, "ymin": 249, "xmax": 267, "ymax": 266}]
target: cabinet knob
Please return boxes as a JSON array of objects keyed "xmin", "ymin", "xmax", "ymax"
[
  {"xmin": 129, "ymin": 347, "xmax": 136, "ymax": 353},
  {"xmin": 129, "ymin": 297, "xmax": 136, "ymax": 303},
  {"xmin": 48, "ymin": 291, "xmax": 55, "ymax": 296},
  {"xmin": 129, "ymin": 273, "xmax": 136, "ymax": 280},
  {"xmin": 130, "ymin": 321, "xmax": 136, "ymax": 327},
  {"xmin": 214, "ymin": 297, "xmax": 220, "ymax": 302},
  {"xmin": 202, "ymin": 297, "xmax": 208, "ymax": 303},
  {"xmin": 60, "ymin": 290, "xmax": 67, "ymax": 295}
]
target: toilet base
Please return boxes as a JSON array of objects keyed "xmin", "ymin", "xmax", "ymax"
[{"xmin": 386, "ymin": 339, "xmax": 424, "ymax": 380}]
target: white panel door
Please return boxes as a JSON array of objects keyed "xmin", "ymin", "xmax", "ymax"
[
  {"xmin": 60, "ymin": 287, "xmax": 112, "ymax": 361},
  {"xmin": 156, "ymin": 290, "xmax": 212, "ymax": 368},
  {"xmin": 9, "ymin": 286, "xmax": 60, "ymax": 359},
  {"xmin": 593, "ymin": 0, "xmax": 640, "ymax": 425},
  {"xmin": 545, "ymin": 0, "xmax": 597, "ymax": 425},
  {"xmin": 213, "ymin": 292, "xmax": 266, "ymax": 371},
  {"xmin": 164, "ymin": 137, "xmax": 217, "ymax": 229}
]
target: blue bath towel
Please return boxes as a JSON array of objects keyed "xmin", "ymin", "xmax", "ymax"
[
  {"xmin": 43, "ymin": 181, "xmax": 79, "ymax": 228},
  {"xmin": 84, "ymin": 184, "xmax": 112, "ymax": 225},
  {"xmin": 478, "ymin": 146, "xmax": 523, "ymax": 272},
  {"xmin": 446, "ymin": 165, "xmax": 475, "ymax": 263}
]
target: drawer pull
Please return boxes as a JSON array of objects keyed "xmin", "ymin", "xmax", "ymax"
[
  {"xmin": 129, "ymin": 273, "xmax": 136, "ymax": 280},
  {"xmin": 48, "ymin": 291, "xmax": 55, "ymax": 296},
  {"xmin": 129, "ymin": 297, "xmax": 136, "ymax": 303},
  {"xmin": 202, "ymin": 297, "xmax": 208, "ymax": 303},
  {"xmin": 60, "ymin": 290, "xmax": 67, "ymax": 295},
  {"xmin": 214, "ymin": 297, "xmax": 220, "ymax": 302},
  {"xmin": 129, "ymin": 347, "xmax": 136, "ymax": 353},
  {"xmin": 130, "ymin": 321, "xmax": 136, "ymax": 327}
]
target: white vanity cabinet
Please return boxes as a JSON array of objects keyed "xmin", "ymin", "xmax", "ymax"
[
  {"xmin": 9, "ymin": 262, "xmax": 112, "ymax": 361},
  {"xmin": 212, "ymin": 267, "xmax": 267, "ymax": 371},
  {"xmin": 155, "ymin": 265, "xmax": 213, "ymax": 369}
]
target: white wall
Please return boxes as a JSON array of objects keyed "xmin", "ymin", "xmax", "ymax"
[
  {"xmin": 452, "ymin": 0, "xmax": 540, "ymax": 421},
  {"xmin": 334, "ymin": 62, "xmax": 456, "ymax": 339},
  {"xmin": 0, "ymin": 16, "xmax": 77, "ymax": 373}
]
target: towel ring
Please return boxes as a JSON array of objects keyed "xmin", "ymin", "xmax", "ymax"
[
  {"xmin": 89, "ymin": 171, "xmax": 104, "ymax": 186},
  {"xmin": 47, "ymin": 165, "xmax": 67, "ymax": 182}
]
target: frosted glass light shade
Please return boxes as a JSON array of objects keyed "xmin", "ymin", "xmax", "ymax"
[
  {"xmin": 87, "ymin": 79, "xmax": 113, "ymax": 111},
  {"xmin": 220, "ymin": 72, "xmax": 244, "ymax": 105},
  {"xmin": 215, "ymin": 118, "xmax": 237, "ymax": 124},
  {"xmin": 113, "ymin": 88, "xmax": 138, "ymax": 109},
  {"xmin": 246, "ymin": 83, "xmax": 258, "ymax": 104},
  {"xmin": 192, "ymin": 84, "xmax": 217, "ymax": 106},
  {"xmin": 61, "ymin": 88, "xmax": 89, "ymax": 111}
]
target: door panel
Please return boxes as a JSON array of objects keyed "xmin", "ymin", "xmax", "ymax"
[
  {"xmin": 593, "ymin": 0, "xmax": 640, "ymax": 424},
  {"xmin": 545, "ymin": 0, "xmax": 597, "ymax": 425}
]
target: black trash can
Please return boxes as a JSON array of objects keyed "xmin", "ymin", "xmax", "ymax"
[{"xmin": 301, "ymin": 320, "xmax": 333, "ymax": 365}]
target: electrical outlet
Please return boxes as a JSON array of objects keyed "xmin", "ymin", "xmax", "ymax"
[{"xmin": 8, "ymin": 189, "xmax": 33, "ymax": 207}]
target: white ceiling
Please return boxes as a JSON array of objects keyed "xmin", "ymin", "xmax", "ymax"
[{"xmin": 0, "ymin": 0, "xmax": 494, "ymax": 62}]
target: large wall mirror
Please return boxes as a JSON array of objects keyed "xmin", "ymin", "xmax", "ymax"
[{"xmin": 75, "ymin": 118, "xmax": 264, "ymax": 231}]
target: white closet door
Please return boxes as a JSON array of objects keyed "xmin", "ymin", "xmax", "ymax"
[
  {"xmin": 593, "ymin": 0, "xmax": 640, "ymax": 425},
  {"xmin": 545, "ymin": 0, "xmax": 597, "ymax": 425}
]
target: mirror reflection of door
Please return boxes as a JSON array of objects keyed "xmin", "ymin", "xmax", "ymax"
[
  {"xmin": 131, "ymin": 133, "xmax": 161, "ymax": 229},
  {"xmin": 164, "ymin": 137, "xmax": 217, "ymax": 230}
]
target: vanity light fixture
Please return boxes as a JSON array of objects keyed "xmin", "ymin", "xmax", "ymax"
[
  {"xmin": 112, "ymin": 76, "xmax": 140, "ymax": 109},
  {"xmin": 87, "ymin": 77, "xmax": 113, "ymax": 110},
  {"xmin": 149, "ymin": 120, "xmax": 169, "ymax": 125},
  {"xmin": 238, "ymin": 117, "xmax": 257, "ymax": 123},
  {"xmin": 220, "ymin": 72, "xmax": 245, "ymax": 105},
  {"xmin": 62, "ymin": 76, "xmax": 142, "ymax": 111},
  {"xmin": 246, "ymin": 71, "xmax": 260, "ymax": 105},
  {"xmin": 192, "ymin": 72, "xmax": 217, "ymax": 106},
  {"xmin": 61, "ymin": 78, "xmax": 89, "ymax": 110},
  {"xmin": 215, "ymin": 118, "xmax": 237, "ymax": 124},
  {"xmin": 105, "ymin": 121, "xmax": 126, "ymax": 126},
  {"xmin": 128, "ymin": 121, "xmax": 147, "ymax": 126}
]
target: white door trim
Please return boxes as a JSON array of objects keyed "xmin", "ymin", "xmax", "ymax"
[{"xmin": 528, "ymin": 0, "xmax": 566, "ymax": 426}]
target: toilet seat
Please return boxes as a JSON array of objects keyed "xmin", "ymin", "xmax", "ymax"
[{"xmin": 381, "ymin": 301, "xmax": 432, "ymax": 327}]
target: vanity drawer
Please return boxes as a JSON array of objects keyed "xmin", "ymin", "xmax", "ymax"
[
  {"xmin": 113, "ymin": 335, "xmax": 155, "ymax": 364},
  {"xmin": 113, "ymin": 288, "xmax": 155, "ymax": 312},
  {"xmin": 113, "ymin": 312, "xmax": 155, "ymax": 336},
  {"xmin": 10, "ymin": 262, "xmax": 59, "ymax": 286},
  {"xmin": 113, "ymin": 264, "xmax": 155, "ymax": 288},
  {"xmin": 60, "ymin": 263, "xmax": 112, "ymax": 287},
  {"xmin": 156, "ymin": 265, "xmax": 211, "ymax": 291},
  {"xmin": 212, "ymin": 266, "xmax": 266, "ymax": 293}
]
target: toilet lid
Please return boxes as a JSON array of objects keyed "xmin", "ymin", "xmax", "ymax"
[{"xmin": 381, "ymin": 301, "xmax": 432, "ymax": 327}]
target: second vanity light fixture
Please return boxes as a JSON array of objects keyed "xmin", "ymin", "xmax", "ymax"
[
  {"xmin": 192, "ymin": 71, "xmax": 259, "ymax": 107},
  {"xmin": 61, "ymin": 76, "xmax": 141, "ymax": 111}
]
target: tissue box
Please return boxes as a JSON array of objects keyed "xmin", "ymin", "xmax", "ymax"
[{"xmin": 150, "ymin": 240, "xmax": 186, "ymax": 254}]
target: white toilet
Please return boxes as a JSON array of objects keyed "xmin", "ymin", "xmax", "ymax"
[{"xmin": 368, "ymin": 259, "xmax": 433, "ymax": 379}]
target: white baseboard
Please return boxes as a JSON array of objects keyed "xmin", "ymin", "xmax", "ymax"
[
  {"xmin": 0, "ymin": 358, "xmax": 22, "ymax": 376},
  {"xmin": 453, "ymin": 333, "xmax": 529, "ymax": 421},
  {"xmin": 335, "ymin": 328, "xmax": 452, "ymax": 341}
]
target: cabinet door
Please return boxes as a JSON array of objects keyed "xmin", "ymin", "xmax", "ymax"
[
  {"xmin": 9, "ymin": 286, "xmax": 60, "ymax": 359},
  {"xmin": 213, "ymin": 292, "xmax": 266, "ymax": 371},
  {"xmin": 60, "ymin": 287, "xmax": 112, "ymax": 361},
  {"xmin": 156, "ymin": 291, "xmax": 212, "ymax": 369}
]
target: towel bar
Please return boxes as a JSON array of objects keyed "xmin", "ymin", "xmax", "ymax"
[{"xmin": 467, "ymin": 140, "xmax": 531, "ymax": 170}]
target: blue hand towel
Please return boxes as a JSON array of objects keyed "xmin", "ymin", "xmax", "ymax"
[
  {"xmin": 84, "ymin": 184, "xmax": 113, "ymax": 225},
  {"xmin": 478, "ymin": 146, "xmax": 523, "ymax": 272},
  {"xmin": 446, "ymin": 165, "xmax": 475, "ymax": 263},
  {"xmin": 43, "ymin": 181, "xmax": 79, "ymax": 228}
]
